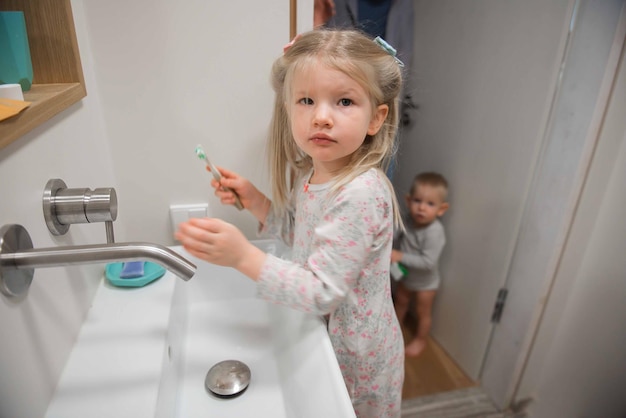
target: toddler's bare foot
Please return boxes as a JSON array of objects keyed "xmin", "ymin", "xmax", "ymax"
[{"xmin": 405, "ymin": 337, "xmax": 426, "ymax": 357}]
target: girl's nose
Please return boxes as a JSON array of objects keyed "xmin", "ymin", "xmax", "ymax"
[{"xmin": 312, "ymin": 104, "xmax": 333, "ymax": 128}]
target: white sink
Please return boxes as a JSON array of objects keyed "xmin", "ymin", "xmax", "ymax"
[{"xmin": 45, "ymin": 241, "xmax": 355, "ymax": 418}]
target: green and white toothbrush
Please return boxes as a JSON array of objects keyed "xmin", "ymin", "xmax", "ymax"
[{"xmin": 195, "ymin": 144, "xmax": 244, "ymax": 210}]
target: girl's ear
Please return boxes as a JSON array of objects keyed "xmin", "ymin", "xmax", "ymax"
[{"xmin": 367, "ymin": 104, "xmax": 389, "ymax": 135}]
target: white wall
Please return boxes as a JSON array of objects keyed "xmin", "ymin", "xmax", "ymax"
[
  {"xmin": 0, "ymin": 1, "xmax": 308, "ymax": 417},
  {"xmin": 0, "ymin": 1, "xmax": 116, "ymax": 416},
  {"xmin": 81, "ymin": 0, "xmax": 291, "ymax": 245}
]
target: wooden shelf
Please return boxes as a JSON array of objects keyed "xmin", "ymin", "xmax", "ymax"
[
  {"xmin": 0, "ymin": 0, "xmax": 86, "ymax": 148},
  {"xmin": 0, "ymin": 83, "xmax": 85, "ymax": 148}
]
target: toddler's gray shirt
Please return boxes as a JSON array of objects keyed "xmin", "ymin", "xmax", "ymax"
[{"xmin": 393, "ymin": 218, "xmax": 446, "ymax": 291}]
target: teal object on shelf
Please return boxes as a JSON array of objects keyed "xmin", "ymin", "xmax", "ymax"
[
  {"xmin": 105, "ymin": 262, "xmax": 166, "ymax": 288},
  {"xmin": 0, "ymin": 11, "xmax": 33, "ymax": 91}
]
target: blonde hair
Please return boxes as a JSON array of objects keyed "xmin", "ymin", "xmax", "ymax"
[
  {"xmin": 410, "ymin": 172, "xmax": 449, "ymax": 201},
  {"xmin": 267, "ymin": 29, "xmax": 404, "ymax": 225}
]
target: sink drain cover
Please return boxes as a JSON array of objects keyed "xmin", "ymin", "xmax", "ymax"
[{"xmin": 205, "ymin": 359, "xmax": 251, "ymax": 397}]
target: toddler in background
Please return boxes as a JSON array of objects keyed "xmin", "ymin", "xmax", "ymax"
[{"xmin": 392, "ymin": 172, "xmax": 449, "ymax": 357}]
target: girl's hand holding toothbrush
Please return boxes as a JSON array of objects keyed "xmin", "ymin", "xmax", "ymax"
[{"xmin": 209, "ymin": 167, "xmax": 271, "ymax": 224}]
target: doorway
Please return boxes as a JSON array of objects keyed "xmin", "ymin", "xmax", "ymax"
[
  {"xmin": 396, "ymin": 0, "xmax": 626, "ymax": 413},
  {"xmin": 394, "ymin": 0, "xmax": 575, "ymax": 386}
]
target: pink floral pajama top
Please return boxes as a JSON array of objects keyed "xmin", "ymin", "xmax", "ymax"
[{"xmin": 257, "ymin": 168, "xmax": 404, "ymax": 418}]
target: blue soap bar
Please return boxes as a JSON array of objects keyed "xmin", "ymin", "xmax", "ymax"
[{"xmin": 119, "ymin": 261, "xmax": 145, "ymax": 278}]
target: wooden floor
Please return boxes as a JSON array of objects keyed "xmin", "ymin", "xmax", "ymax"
[{"xmin": 400, "ymin": 316, "xmax": 477, "ymax": 400}]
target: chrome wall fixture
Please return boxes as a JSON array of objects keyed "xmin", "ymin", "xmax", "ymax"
[
  {"xmin": 0, "ymin": 179, "xmax": 197, "ymax": 298},
  {"xmin": 0, "ymin": 224, "xmax": 196, "ymax": 297},
  {"xmin": 0, "ymin": 224, "xmax": 34, "ymax": 297},
  {"xmin": 43, "ymin": 179, "xmax": 118, "ymax": 243}
]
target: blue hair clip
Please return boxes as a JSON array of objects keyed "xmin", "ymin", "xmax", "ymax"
[{"xmin": 374, "ymin": 36, "xmax": 405, "ymax": 67}]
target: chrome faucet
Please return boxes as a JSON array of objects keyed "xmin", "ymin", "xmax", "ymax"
[
  {"xmin": 0, "ymin": 224, "xmax": 196, "ymax": 298},
  {"xmin": 0, "ymin": 179, "xmax": 197, "ymax": 298}
]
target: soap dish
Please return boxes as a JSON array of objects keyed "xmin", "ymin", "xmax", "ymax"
[{"xmin": 105, "ymin": 262, "xmax": 166, "ymax": 287}]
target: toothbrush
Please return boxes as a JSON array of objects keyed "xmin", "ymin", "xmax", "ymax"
[{"xmin": 195, "ymin": 145, "xmax": 244, "ymax": 210}]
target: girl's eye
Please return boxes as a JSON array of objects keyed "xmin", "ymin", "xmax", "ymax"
[
  {"xmin": 339, "ymin": 98, "xmax": 352, "ymax": 106},
  {"xmin": 299, "ymin": 97, "xmax": 314, "ymax": 105}
]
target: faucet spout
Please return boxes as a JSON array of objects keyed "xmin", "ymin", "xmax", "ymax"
[
  {"xmin": 6, "ymin": 242, "xmax": 196, "ymax": 281},
  {"xmin": 0, "ymin": 224, "xmax": 196, "ymax": 298}
]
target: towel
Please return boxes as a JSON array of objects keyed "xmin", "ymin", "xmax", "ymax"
[{"xmin": 0, "ymin": 97, "xmax": 30, "ymax": 121}]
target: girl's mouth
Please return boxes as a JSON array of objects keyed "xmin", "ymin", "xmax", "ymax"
[{"xmin": 309, "ymin": 135, "xmax": 335, "ymax": 145}]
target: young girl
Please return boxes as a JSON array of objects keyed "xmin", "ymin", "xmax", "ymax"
[{"xmin": 176, "ymin": 29, "xmax": 405, "ymax": 418}]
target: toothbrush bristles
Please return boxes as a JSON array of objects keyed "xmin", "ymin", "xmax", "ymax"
[{"xmin": 195, "ymin": 145, "xmax": 206, "ymax": 160}]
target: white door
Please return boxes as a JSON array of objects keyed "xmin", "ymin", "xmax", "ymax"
[{"xmin": 481, "ymin": 0, "xmax": 626, "ymax": 409}]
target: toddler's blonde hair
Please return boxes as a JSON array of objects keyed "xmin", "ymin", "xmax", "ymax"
[
  {"xmin": 410, "ymin": 172, "xmax": 449, "ymax": 201},
  {"xmin": 267, "ymin": 29, "xmax": 404, "ymax": 225}
]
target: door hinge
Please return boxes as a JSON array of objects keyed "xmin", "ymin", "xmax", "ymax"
[{"xmin": 491, "ymin": 288, "xmax": 508, "ymax": 323}]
